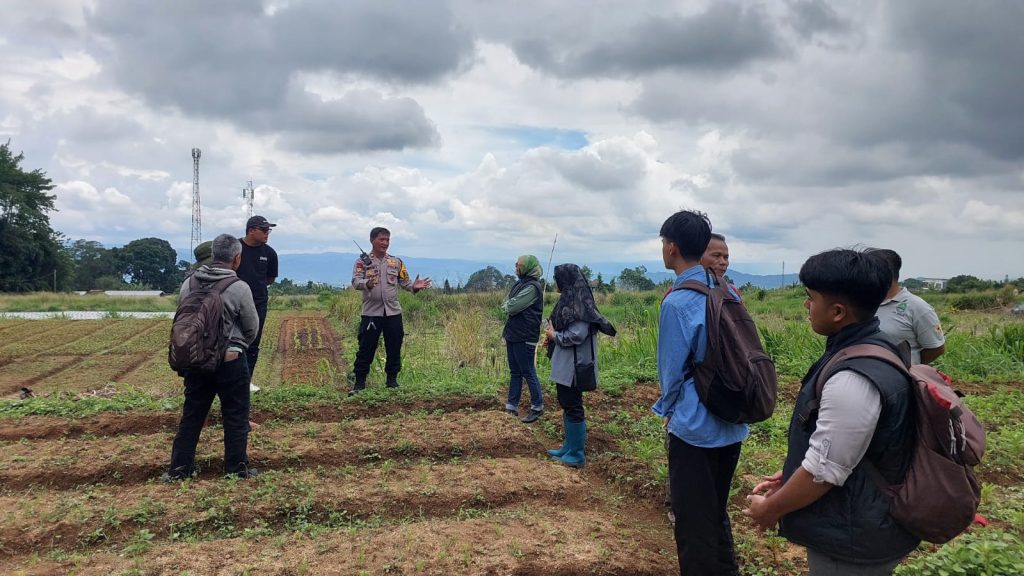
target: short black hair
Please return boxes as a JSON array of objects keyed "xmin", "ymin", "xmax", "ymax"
[
  {"xmin": 370, "ymin": 227, "xmax": 390, "ymax": 240},
  {"xmin": 867, "ymin": 248, "xmax": 901, "ymax": 282},
  {"xmin": 800, "ymin": 249, "xmax": 892, "ymax": 321},
  {"xmin": 660, "ymin": 210, "xmax": 712, "ymax": 261}
]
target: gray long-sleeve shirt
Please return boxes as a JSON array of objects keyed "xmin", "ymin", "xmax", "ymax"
[
  {"xmin": 802, "ymin": 370, "xmax": 882, "ymax": 487},
  {"xmin": 549, "ymin": 320, "xmax": 597, "ymax": 387}
]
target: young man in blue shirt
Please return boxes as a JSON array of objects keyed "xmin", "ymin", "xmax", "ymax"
[{"xmin": 654, "ymin": 210, "xmax": 748, "ymax": 575}]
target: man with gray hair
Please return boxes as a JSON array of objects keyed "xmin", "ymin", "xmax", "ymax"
[{"xmin": 163, "ymin": 233, "xmax": 260, "ymax": 481}]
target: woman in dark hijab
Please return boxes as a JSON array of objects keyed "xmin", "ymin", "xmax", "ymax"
[{"xmin": 542, "ymin": 263, "xmax": 616, "ymax": 467}]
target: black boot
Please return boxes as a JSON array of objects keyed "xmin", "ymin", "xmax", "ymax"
[
  {"xmin": 349, "ymin": 373, "xmax": 367, "ymax": 396},
  {"xmin": 386, "ymin": 374, "xmax": 399, "ymax": 388}
]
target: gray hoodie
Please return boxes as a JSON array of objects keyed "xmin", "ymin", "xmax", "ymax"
[{"xmin": 179, "ymin": 264, "xmax": 259, "ymax": 351}]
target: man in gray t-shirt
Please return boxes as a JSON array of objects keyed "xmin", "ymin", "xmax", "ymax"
[{"xmin": 870, "ymin": 249, "xmax": 945, "ymax": 364}]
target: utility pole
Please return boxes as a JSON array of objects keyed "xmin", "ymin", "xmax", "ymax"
[
  {"xmin": 242, "ymin": 179, "xmax": 255, "ymax": 219},
  {"xmin": 191, "ymin": 148, "xmax": 202, "ymax": 254},
  {"xmin": 781, "ymin": 261, "xmax": 785, "ymax": 288}
]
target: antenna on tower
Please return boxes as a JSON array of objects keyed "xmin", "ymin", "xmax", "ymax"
[
  {"xmin": 191, "ymin": 148, "xmax": 202, "ymax": 254},
  {"xmin": 242, "ymin": 179, "xmax": 254, "ymax": 219}
]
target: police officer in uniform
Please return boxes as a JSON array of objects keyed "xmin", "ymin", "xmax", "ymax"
[{"xmin": 350, "ymin": 227, "xmax": 431, "ymax": 394}]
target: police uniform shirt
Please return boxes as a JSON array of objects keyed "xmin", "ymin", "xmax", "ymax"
[{"xmin": 351, "ymin": 253, "xmax": 414, "ymax": 316}]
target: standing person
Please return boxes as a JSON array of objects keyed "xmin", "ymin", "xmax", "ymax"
[
  {"xmin": 543, "ymin": 263, "xmax": 616, "ymax": 468},
  {"xmin": 501, "ymin": 255, "xmax": 545, "ymax": 423},
  {"xmin": 655, "ymin": 210, "xmax": 748, "ymax": 575},
  {"xmin": 870, "ymin": 248, "xmax": 946, "ymax": 364},
  {"xmin": 701, "ymin": 233, "xmax": 731, "ymax": 279},
  {"xmin": 744, "ymin": 249, "xmax": 918, "ymax": 575},
  {"xmin": 236, "ymin": 215, "xmax": 278, "ymax": 393},
  {"xmin": 163, "ymin": 234, "xmax": 259, "ymax": 480},
  {"xmin": 349, "ymin": 227, "xmax": 431, "ymax": 394}
]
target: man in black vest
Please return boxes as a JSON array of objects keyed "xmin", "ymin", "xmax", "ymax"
[
  {"xmin": 237, "ymin": 215, "xmax": 278, "ymax": 393},
  {"xmin": 501, "ymin": 255, "xmax": 545, "ymax": 423},
  {"xmin": 744, "ymin": 249, "xmax": 918, "ymax": 575}
]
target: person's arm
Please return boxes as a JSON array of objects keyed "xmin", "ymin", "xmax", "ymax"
[
  {"xmin": 236, "ymin": 284, "xmax": 259, "ymax": 346},
  {"xmin": 503, "ymin": 285, "xmax": 539, "ymax": 316},
  {"xmin": 352, "ymin": 259, "xmax": 373, "ymax": 291},
  {"xmin": 652, "ymin": 296, "xmax": 696, "ymax": 421},
  {"xmin": 920, "ymin": 344, "xmax": 946, "ymax": 365},
  {"xmin": 744, "ymin": 370, "xmax": 881, "ymax": 529},
  {"xmin": 913, "ymin": 303, "xmax": 945, "ymax": 364},
  {"xmin": 267, "ymin": 249, "xmax": 278, "ymax": 286},
  {"xmin": 553, "ymin": 320, "xmax": 590, "ymax": 347}
]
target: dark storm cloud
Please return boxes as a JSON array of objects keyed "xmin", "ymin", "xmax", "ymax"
[
  {"xmin": 513, "ymin": 3, "xmax": 785, "ymax": 77},
  {"xmin": 84, "ymin": 0, "xmax": 471, "ymax": 153},
  {"xmin": 785, "ymin": 0, "xmax": 850, "ymax": 40}
]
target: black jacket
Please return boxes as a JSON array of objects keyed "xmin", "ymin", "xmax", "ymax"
[{"xmin": 779, "ymin": 318, "xmax": 919, "ymax": 563}]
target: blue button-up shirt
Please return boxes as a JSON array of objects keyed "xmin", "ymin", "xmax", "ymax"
[{"xmin": 653, "ymin": 265, "xmax": 749, "ymax": 448}]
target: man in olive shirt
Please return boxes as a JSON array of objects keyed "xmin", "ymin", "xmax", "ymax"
[{"xmin": 350, "ymin": 227, "xmax": 431, "ymax": 394}]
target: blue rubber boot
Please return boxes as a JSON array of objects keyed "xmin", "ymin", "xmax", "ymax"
[
  {"xmin": 555, "ymin": 419, "xmax": 586, "ymax": 468},
  {"xmin": 547, "ymin": 415, "xmax": 570, "ymax": 458}
]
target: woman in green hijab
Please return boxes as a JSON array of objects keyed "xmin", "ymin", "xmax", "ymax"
[{"xmin": 501, "ymin": 255, "xmax": 545, "ymax": 423}]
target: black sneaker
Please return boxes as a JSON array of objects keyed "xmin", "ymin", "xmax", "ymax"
[
  {"xmin": 521, "ymin": 409, "xmax": 544, "ymax": 424},
  {"xmin": 348, "ymin": 387, "xmax": 365, "ymax": 397},
  {"xmin": 159, "ymin": 470, "xmax": 192, "ymax": 483},
  {"xmin": 225, "ymin": 467, "xmax": 260, "ymax": 479}
]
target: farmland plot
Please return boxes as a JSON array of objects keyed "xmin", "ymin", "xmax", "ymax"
[{"xmin": 0, "ymin": 314, "xmax": 682, "ymax": 575}]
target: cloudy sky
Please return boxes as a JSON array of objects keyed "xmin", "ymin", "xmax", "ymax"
[{"xmin": 2, "ymin": 0, "xmax": 1022, "ymax": 279}]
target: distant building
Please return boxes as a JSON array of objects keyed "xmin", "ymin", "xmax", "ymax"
[
  {"xmin": 915, "ymin": 278, "xmax": 948, "ymax": 291},
  {"xmin": 103, "ymin": 290, "xmax": 166, "ymax": 298}
]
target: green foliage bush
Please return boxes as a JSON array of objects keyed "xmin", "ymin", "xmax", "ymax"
[{"xmin": 895, "ymin": 530, "xmax": 1024, "ymax": 576}]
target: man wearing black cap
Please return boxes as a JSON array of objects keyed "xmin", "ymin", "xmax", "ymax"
[{"xmin": 238, "ymin": 215, "xmax": 278, "ymax": 393}]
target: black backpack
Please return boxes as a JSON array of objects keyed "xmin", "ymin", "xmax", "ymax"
[
  {"xmin": 676, "ymin": 270, "xmax": 778, "ymax": 424},
  {"xmin": 168, "ymin": 275, "xmax": 240, "ymax": 375}
]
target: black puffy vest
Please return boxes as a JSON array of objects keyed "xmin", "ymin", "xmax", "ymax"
[
  {"xmin": 779, "ymin": 319, "xmax": 919, "ymax": 564},
  {"xmin": 502, "ymin": 278, "xmax": 543, "ymax": 343}
]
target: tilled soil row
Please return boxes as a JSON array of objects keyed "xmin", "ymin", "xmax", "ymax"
[
  {"xmin": 1, "ymin": 503, "xmax": 675, "ymax": 576},
  {"xmin": 0, "ymin": 411, "xmax": 542, "ymax": 490},
  {"xmin": 0, "ymin": 395, "xmax": 500, "ymax": 441},
  {"xmin": 0, "ymin": 458, "xmax": 594, "ymax": 558}
]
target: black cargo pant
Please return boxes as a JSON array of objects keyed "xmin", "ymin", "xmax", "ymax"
[
  {"xmin": 669, "ymin": 436, "xmax": 742, "ymax": 576},
  {"xmin": 168, "ymin": 355, "xmax": 251, "ymax": 477},
  {"xmin": 353, "ymin": 314, "xmax": 404, "ymax": 380},
  {"xmin": 244, "ymin": 300, "xmax": 268, "ymax": 384}
]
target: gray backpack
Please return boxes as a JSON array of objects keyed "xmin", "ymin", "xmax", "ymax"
[{"xmin": 817, "ymin": 344, "xmax": 985, "ymax": 543}]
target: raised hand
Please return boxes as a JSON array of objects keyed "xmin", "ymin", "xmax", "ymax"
[{"xmin": 412, "ymin": 275, "xmax": 432, "ymax": 291}]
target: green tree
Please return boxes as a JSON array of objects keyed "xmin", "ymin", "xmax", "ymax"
[
  {"xmin": 121, "ymin": 237, "xmax": 182, "ymax": 292},
  {"xmin": 580, "ymin": 265, "xmax": 593, "ymax": 281},
  {"xmin": 902, "ymin": 277, "xmax": 925, "ymax": 291},
  {"xmin": 0, "ymin": 142, "xmax": 74, "ymax": 291},
  {"xmin": 465, "ymin": 266, "xmax": 515, "ymax": 292},
  {"xmin": 67, "ymin": 239, "xmax": 124, "ymax": 290},
  {"xmin": 945, "ymin": 275, "xmax": 990, "ymax": 293},
  {"xmin": 617, "ymin": 265, "xmax": 655, "ymax": 291}
]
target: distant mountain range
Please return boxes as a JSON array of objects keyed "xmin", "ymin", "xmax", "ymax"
[{"xmin": 179, "ymin": 249, "xmax": 800, "ymax": 290}]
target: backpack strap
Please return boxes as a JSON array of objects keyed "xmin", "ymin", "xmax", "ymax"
[{"xmin": 807, "ymin": 342, "xmax": 914, "ymax": 492}]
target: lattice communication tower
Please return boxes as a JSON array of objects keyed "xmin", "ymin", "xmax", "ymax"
[
  {"xmin": 191, "ymin": 148, "xmax": 202, "ymax": 254},
  {"xmin": 242, "ymin": 179, "xmax": 254, "ymax": 219}
]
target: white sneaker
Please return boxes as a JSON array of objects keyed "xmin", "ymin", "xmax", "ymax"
[{"xmin": 249, "ymin": 383, "xmax": 261, "ymax": 393}]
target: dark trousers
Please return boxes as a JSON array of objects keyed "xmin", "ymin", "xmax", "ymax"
[
  {"xmin": 168, "ymin": 355, "xmax": 251, "ymax": 476},
  {"xmin": 669, "ymin": 436, "xmax": 742, "ymax": 576},
  {"xmin": 506, "ymin": 341, "xmax": 544, "ymax": 410},
  {"xmin": 244, "ymin": 300, "xmax": 268, "ymax": 384},
  {"xmin": 353, "ymin": 314, "xmax": 404, "ymax": 378},
  {"xmin": 556, "ymin": 382, "xmax": 585, "ymax": 423}
]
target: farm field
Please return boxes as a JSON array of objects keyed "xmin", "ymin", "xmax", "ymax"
[{"xmin": 0, "ymin": 288, "xmax": 1022, "ymax": 575}]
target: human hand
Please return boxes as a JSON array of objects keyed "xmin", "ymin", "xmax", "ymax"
[
  {"xmin": 742, "ymin": 494, "xmax": 779, "ymax": 531},
  {"xmin": 751, "ymin": 471, "xmax": 783, "ymax": 497},
  {"xmin": 412, "ymin": 275, "xmax": 432, "ymax": 291},
  {"xmin": 365, "ymin": 277, "xmax": 377, "ymax": 289},
  {"xmin": 544, "ymin": 323, "xmax": 555, "ymax": 341}
]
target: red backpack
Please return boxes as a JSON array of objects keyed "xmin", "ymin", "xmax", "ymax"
[
  {"xmin": 168, "ymin": 275, "xmax": 239, "ymax": 375},
  {"xmin": 676, "ymin": 271, "xmax": 778, "ymax": 424},
  {"xmin": 816, "ymin": 344, "xmax": 985, "ymax": 544}
]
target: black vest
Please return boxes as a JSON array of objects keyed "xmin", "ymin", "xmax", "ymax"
[
  {"xmin": 779, "ymin": 319, "xmax": 919, "ymax": 563},
  {"xmin": 502, "ymin": 278, "xmax": 543, "ymax": 342}
]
